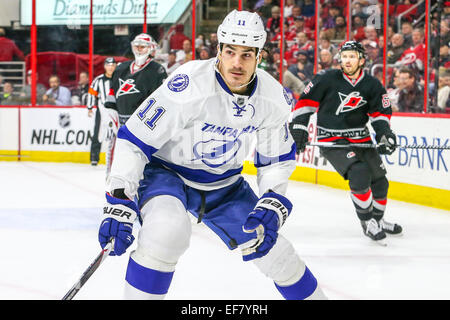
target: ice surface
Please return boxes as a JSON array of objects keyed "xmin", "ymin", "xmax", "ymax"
[{"xmin": 0, "ymin": 161, "xmax": 449, "ymax": 300}]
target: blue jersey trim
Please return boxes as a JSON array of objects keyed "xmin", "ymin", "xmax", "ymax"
[
  {"xmin": 254, "ymin": 143, "xmax": 296, "ymax": 168},
  {"xmin": 117, "ymin": 125, "xmax": 158, "ymax": 160},
  {"xmin": 151, "ymin": 156, "xmax": 243, "ymax": 184}
]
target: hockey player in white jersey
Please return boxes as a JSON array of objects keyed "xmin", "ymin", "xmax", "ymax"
[{"xmin": 98, "ymin": 10, "xmax": 326, "ymax": 300}]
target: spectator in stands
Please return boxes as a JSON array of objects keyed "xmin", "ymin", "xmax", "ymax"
[
  {"xmin": 194, "ymin": 35, "xmax": 205, "ymax": 57},
  {"xmin": 257, "ymin": 0, "xmax": 275, "ymax": 20},
  {"xmin": 176, "ymin": 39, "xmax": 193, "ymax": 64},
  {"xmin": 288, "ymin": 31, "xmax": 314, "ymax": 62},
  {"xmin": 439, "ymin": 44, "xmax": 450, "ymax": 68},
  {"xmin": 362, "ymin": 26, "xmax": 379, "ymax": 46},
  {"xmin": 42, "ymin": 75, "xmax": 72, "ymax": 106},
  {"xmin": 387, "ymin": 68, "xmax": 404, "ymax": 112},
  {"xmin": 71, "ymin": 71, "xmax": 90, "ymax": 106},
  {"xmin": 431, "ymin": 19, "xmax": 450, "ymax": 56},
  {"xmin": 18, "ymin": 70, "xmax": 46, "ymax": 104},
  {"xmin": 170, "ymin": 24, "xmax": 190, "ymax": 51},
  {"xmin": 319, "ymin": 34, "xmax": 338, "ymax": 57},
  {"xmin": 408, "ymin": 28, "xmax": 426, "ymax": 66},
  {"xmin": 397, "ymin": 68, "xmax": 424, "ymax": 113},
  {"xmin": 0, "ymin": 81, "xmax": 17, "ymax": 105},
  {"xmin": 364, "ymin": 41, "xmax": 383, "ymax": 71},
  {"xmin": 258, "ymin": 48, "xmax": 271, "ymax": 71},
  {"xmin": 301, "ymin": 0, "xmax": 315, "ymax": 17},
  {"xmin": 351, "ymin": 2, "xmax": 369, "ymax": 21},
  {"xmin": 388, "ymin": 33, "xmax": 407, "ymax": 64},
  {"xmin": 208, "ymin": 33, "xmax": 218, "ymax": 57},
  {"xmin": 0, "ymin": 28, "xmax": 25, "ymax": 62},
  {"xmin": 284, "ymin": 0, "xmax": 296, "ymax": 17},
  {"xmin": 444, "ymin": 2, "xmax": 450, "ymax": 20},
  {"xmin": 322, "ymin": 6, "xmax": 340, "ymax": 30},
  {"xmin": 352, "ymin": 14, "xmax": 366, "ymax": 42},
  {"xmin": 319, "ymin": 49, "xmax": 333, "ymax": 70},
  {"xmin": 281, "ymin": 59, "xmax": 305, "ymax": 98},
  {"xmin": 331, "ymin": 59, "xmax": 341, "ymax": 70},
  {"xmin": 437, "ymin": 68, "xmax": 450, "ymax": 112},
  {"xmin": 325, "ymin": 15, "xmax": 347, "ymax": 41},
  {"xmin": 288, "ymin": 50, "xmax": 314, "ymax": 83},
  {"xmin": 199, "ymin": 46, "xmax": 211, "ymax": 60},
  {"xmin": 288, "ymin": 6, "xmax": 302, "ymax": 25},
  {"xmin": 266, "ymin": 6, "xmax": 281, "ymax": 37},
  {"xmin": 401, "ymin": 21, "xmax": 414, "ymax": 47},
  {"xmin": 162, "ymin": 50, "xmax": 181, "ymax": 76},
  {"xmin": 439, "ymin": 19, "xmax": 450, "ymax": 47},
  {"xmin": 287, "ymin": 16, "xmax": 312, "ymax": 42}
]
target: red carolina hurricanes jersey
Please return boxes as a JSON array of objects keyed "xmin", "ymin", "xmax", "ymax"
[{"xmin": 292, "ymin": 69, "xmax": 392, "ymax": 144}]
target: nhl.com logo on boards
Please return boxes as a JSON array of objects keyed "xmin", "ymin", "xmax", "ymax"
[{"xmin": 30, "ymin": 112, "xmax": 93, "ymax": 146}]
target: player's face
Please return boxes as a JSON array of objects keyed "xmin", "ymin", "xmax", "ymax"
[
  {"xmin": 133, "ymin": 44, "xmax": 149, "ymax": 56},
  {"xmin": 218, "ymin": 44, "xmax": 259, "ymax": 93},
  {"xmin": 340, "ymin": 50, "xmax": 364, "ymax": 77}
]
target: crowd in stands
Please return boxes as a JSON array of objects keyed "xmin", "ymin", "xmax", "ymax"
[{"xmin": 0, "ymin": 1, "xmax": 449, "ymax": 113}]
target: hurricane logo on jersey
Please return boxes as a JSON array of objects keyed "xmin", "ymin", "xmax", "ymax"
[
  {"xmin": 336, "ymin": 91, "xmax": 367, "ymax": 115},
  {"xmin": 192, "ymin": 138, "xmax": 242, "ymax": 168},
  {"xmin": 168, "ymin": 74, "xmax": 189, "ymax": 92},
  {"xmin": 117, "ymin": 78, "xmax": 140, "ymax": 97}
]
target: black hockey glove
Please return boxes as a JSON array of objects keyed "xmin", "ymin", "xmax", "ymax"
[
  {"xmin": 376, "ymin": 129, "xmax": 397, "ymax": 155},
  {"xmin": 288, "ymin": 122, "xmax": 309, "ymax": 154}
]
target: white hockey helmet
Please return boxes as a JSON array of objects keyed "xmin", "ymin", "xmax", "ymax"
[
  {"xmin": 131, "ymin": 33, "xmax": 158, "ymax": 65},
  {"xmin": 217, "ymin": 10, "xmax": 267, "ymax": 53}
]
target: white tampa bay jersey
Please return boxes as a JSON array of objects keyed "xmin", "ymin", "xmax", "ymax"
[{"xmin": 108, "ymin": 58, "xmax": 296, "ymax": 198}]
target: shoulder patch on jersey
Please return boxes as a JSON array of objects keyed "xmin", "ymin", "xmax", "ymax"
[{"xmin": 168, "ymin": 74, "xmax": 189, "ymax": 92}]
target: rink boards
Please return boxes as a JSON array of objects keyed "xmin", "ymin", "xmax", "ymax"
[{"xmin": 1, "ymin": 105, "xmax": 449, "ymax": 210}]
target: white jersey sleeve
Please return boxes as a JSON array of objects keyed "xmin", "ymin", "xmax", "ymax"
[{"xmin": 253, "ymin": 70, "xmax": 296, "ymax": 197}]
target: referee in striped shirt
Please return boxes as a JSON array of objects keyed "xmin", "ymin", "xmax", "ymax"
[{"xmin": 87, "ymin": 57, "xmax": 117, "ymax": 165}]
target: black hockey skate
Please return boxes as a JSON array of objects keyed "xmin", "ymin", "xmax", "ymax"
[
  {"xmin": 379, "ymin": 218, "xmax": 403, "ymax": 235},
  {"xmin": 361, "ymin": 218, "xmax": 387, "ymax": 244}
]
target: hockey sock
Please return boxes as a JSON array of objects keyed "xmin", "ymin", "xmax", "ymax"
[
  {"xmin": 125, "ymin": 256, "xmax": 174, "ymax": 296},
  {"xmin": 274, "ymin": 266, "xmax": 318, "ymax": 300},
  {"xmin": 371, "ymin": 176, "xmax": 389, "ymax": 221},
  {"xmin": 350, "ymin": 188, "xmax": 373, "ymax": 221},
  {"xmin": 372, "ymin": 198, "xmax": 387, "ymax": 221}
]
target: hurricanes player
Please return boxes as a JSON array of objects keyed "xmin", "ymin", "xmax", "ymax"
[
  {"xmin": 289, "ymin": 41, "xmax": 402, "ymax": 244},
  {"xmin": 105, "ymin": 33, "xmax": 168, "ymax": 127}
]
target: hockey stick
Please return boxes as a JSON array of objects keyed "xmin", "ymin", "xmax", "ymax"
[
  {"xmin": 307, "ymin": 142, "xmax": 450, "ymax": 150},
  {"xmin": 62, "ymin": 239, "xmax": 114, "ymax": 300}
]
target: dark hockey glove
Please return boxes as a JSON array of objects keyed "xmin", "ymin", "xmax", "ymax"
[
  {"xmin": 376, "ymin": 129, "xmax": 397, "ymax": 155},
  {"xmin": 241, "ymin": 192, "xmax": 293, "ymax": 261},
  {"xmin": 288, "ymin": 122, "xmax": 309, "ymax": 154},
  {"xmin": 99, "ymin": 191, "xmax": 138, "ymax": 256}
]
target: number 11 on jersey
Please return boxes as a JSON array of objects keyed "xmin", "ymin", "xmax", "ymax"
[{"xmin": 137, "ymin": 98, "xmax": 166, "ymax": 130}]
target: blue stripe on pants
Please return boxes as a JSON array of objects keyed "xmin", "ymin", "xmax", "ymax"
[
  {"xmin": 125, "ymin": 257, "xmax": 174, "ymax": 295},
  {"xmin": 274, "ymin": 266, "xmax": 318, "ymax": 300}
]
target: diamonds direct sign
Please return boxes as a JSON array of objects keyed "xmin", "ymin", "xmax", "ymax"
[{"xmin": 20, "ymin": 0, "xmax": 190, "ymax": 25}]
